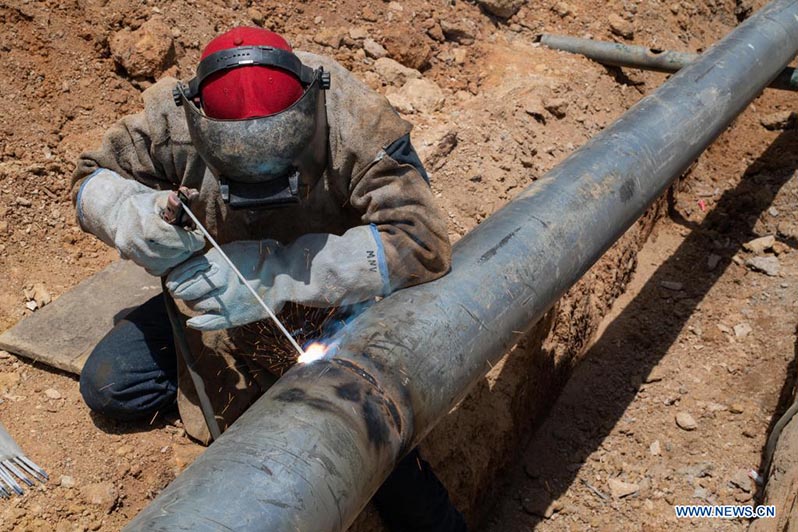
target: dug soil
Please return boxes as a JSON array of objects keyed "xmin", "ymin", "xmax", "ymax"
[{"xmin": 1, "ymin": 0, "xmax": 797, "ymax": 530}]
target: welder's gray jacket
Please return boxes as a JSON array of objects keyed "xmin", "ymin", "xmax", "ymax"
[{"xmin": 71, "ymin": 52, "xmax": 451, "ymax": 443}]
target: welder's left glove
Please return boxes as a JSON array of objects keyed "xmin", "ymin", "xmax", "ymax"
[{"xmin": 165, "ymin": 225, "xmax": 391, "ymax": 331}]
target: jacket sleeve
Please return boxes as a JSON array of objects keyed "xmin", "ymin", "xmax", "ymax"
[
  {"xmin": 70, "ymin": 78, "xmax": 200, "ymax": 203},
  {"xmin": 349, "ymin": 146, "xmax": 452, "ymax": 291}
]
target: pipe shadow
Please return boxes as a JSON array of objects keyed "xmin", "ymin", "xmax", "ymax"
[{"xmin": 482, "ymin": 128, "xmax": 798, "ymax": 529}]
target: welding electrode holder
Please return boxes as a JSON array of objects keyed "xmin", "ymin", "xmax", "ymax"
[{"xmin": 161, "ymin": 187, "xmax": 200, "ymax": 229}]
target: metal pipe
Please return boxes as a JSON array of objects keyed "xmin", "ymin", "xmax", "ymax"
[
  {"xmin": 539, "ymin": 33, "xmax": 798, "ymax": 91},
  {"xmin": 127, "ymin": 1, "xmax": 798, "ymax": 530}
]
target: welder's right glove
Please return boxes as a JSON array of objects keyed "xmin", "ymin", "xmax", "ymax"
[
  {"xmin": 165, "ymin": 225, "xmax": 391, "ymax": 331},
  {"xmin": 76, "ymin": 169, "xmax": 206, "ymax": 276}
]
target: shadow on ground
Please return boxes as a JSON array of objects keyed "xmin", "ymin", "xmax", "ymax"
[{"xmin": 483, "ymin": 128, "xmax": 798, "ymax": 529}]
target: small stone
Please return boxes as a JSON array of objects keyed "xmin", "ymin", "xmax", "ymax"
[
  {"xmin": 521, "ymin": 487, "xmax": 562, "ymax": 518},
  {"xmin": 660, "ymin": 280, "xmax": 684, "ymax": 291},
  {"xmin": 374, "ymin": 57, "xmax": 422, "ymax": 86},
  {"xmin": 395, "ymin": 78, "xmax": 445, "ymax": 114},
  {"xmin": 0, "ymin": 221, "xmax": 8, "ymax": 233},
  {"xmin": 745, "ymin": 256, "xmax": 780, "ymax": 276},
  {"xmin": 553, "ymin": 2, "xmax": 572, "ymax": 17},
  {"xmin": 25, "ymin": 300, "xmax": 38, "ymax": 311},
  {"xmin": 44, "ymin": 388, "xmax": 62, "ymax": 400},
  {"xmin": 115, "ymin": 445, "xmax": 134, "ymax": 457},
  {"xmin": 453, "ymin": 48, "xmax": 468, "ymax": 66},
  {"xmin": 730, "ymin": 469, "xmax": 753, "ymax": 493},
  {"xmin": 608, "ymin": 478, "xmax": 639, "ymax": 498},
  {"xmin": 777, "ymin": 221, "xmax": 798, "ymax": 240},
  {"xmin": 742, "ymin": 428, "xmax": 757, "ymax": 438},
  {"xmin": 693, "ymin": 487, "xmax": 709, "ymax": 500},
  {"xmin": 475, "ymin": 0, "xmax": 525, "ymax": 18},
  {"xmin": 543, "ymin": 97, "xmax": 568, "ymax": 119},
  {"xmin": 349, "ymin": 27, "xmax": 368, "ymax": 41},
  {"xmin": 773, "ymin": 242, "xmax": 790, "ymax": 255},
  {"xmin": 608, "ymin": 14, "xmax": 634, "ymax": 39},
  {"xmin": 769, "ymin": 207, "xmax": 780, "ymax": 217},
  {"xmin": 650, "ymin": 440, "xmax": 661, "ymax": 456},
  {"xmin": 733, "ymin": 323, "xmax": 752, "ymax": 338},
  {"xmin": 59, "ymin": 475, "xmax": 76, "ymax": 488},
  {"xmin": 361, "ymin": 6, "xmax": 378, "ymax": 22},
  {"xmin": 676, "ymin": 412, "xmax": 697, "ymax": 431},
  {"xmin": 247, "ymin": 7, "xmax": 264, "ymax": 26},
  {"xmin": 80, "ymin": 482, "xmax": 118, "ymax": 513},
  {"xmin": 363, "ymin": 38, "xmax": 388, "ymax": 59},
  {"xmin": 313, "ymin": 28, "xmax": 345, "ymax": 49},
  {"xmin": 30, "ymin": 282, "xmax": 51, "ymax": 308},
  {"xmin": 0, "ymin": 371, "xmax": 20, "ymax": 392},
  {"xmin": 15, "ymin": 197, "xmax": 32, "ymax": 207},
  {"xmin": 729, "ymin": 403, "xmax": 744, "ymax": 414},
  {"xmin": 678, "ymin": 462, "xmax": 714, "ymax": 478},
  {"xmin": 439, "ymin": 20, "xmax": 476, "ymax": 45},
  {"xmin": 760, "ymin": 111, "xmax": 797, "ymax": 130},
  {"xmin": 743, "ymin": 235, "xmax": 775, "ymax": 254},
  {"xmin": 707, "ymin": 254, "xmax": 721, "ymax": 271}
]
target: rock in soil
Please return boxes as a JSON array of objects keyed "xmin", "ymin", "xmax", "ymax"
[
  {"xmin": 109, "ymin": 18, "xmax": 175, "ymax": 79},
  {"xmin": 374, "ymin": 57, "xmax": 421, "ymax": 87},
  {"xmin": 729, "ymin": 469, "xmax": 753, "ymax": 493},
  {"xmin": 44, "ymin": 388, "xmax": 62, "ymax": 399},
  {"xmin": 760, "ymin": 111, "xmax": 797, "ymax": 130},
  {"xmin": 381, "ymin": 27, "xmax": 432, "ymax": 70},
  {"xmin": 476, "ymin": 0, "xmax": 525, "ymax": 18},
  {"xmin": 746, "ymin": 255, "xmax": 781, "ymax": 276},
  {"xmin": 363, "ymin": 38, "xmax": 388, "ymax": 59},
  {"xmin": 607, "ymin": 478, "xmax": 639, "ymax": 498},
  {"xmin": 394, "ymin": 78, "xmax": 445, "ymax": 113},
  {"xmin": 80, "ymin": 482, "xmax": 118, "ymax": 514},
  {"xmin": 608, "ymin": 14, "xmax": 634, "ymax": 39},
  {"xmin": 743, "ymin": 235, "xmax": 776, "ymax": 254},
  {"xmin": 676, "ymin": 411, "xmax": 698, "ymax": 431},
  {"xmin": 733, "ymin": 323, "xmax": 752, "ymax": 338}
]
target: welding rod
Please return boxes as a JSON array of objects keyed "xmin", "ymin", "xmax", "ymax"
[
  {"xmin": 0, "ymin": 422, "xmax": 47, "ymax": 498},
  {"xmin": 178, "ymin": 201, "xmax": 306, "ymax": 358}
]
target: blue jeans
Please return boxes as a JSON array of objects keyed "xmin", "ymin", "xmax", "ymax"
[
  {"xmin": 80, "ymin": 295, "xmax": 178, "ymax": 420},
  {"xmin": 80, "ymin": 295, "xmax": 466, "ymax": 531}
]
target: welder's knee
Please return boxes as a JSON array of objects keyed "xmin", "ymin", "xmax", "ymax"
[
  {"xmin": 79, "ymin": 356, "xmax": 129, "ymax": 419},
  {"xmin": 79, "ymin": 336, "xmax": 177, "ymax": 421},
  {"xmin": 80, "ymin": 350, "xmax": 177, "ymax": 421}
]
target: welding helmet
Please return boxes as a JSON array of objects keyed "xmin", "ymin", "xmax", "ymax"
[{"xmin": 173, "ymin": 27, "xmax": 330, "ymax": 209}]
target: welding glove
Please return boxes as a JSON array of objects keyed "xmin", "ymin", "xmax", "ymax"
[
  {"xmin": 165, "ymin": 225, "xmax": 391, "ymax": 331},
  {"xmin": 77, "ymin": 169, "xmax": 206, "ymax": 276}
]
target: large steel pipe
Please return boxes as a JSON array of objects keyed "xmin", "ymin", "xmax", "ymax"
[{"xmin": 127, "ymin": 1, "xmax": 798, "ymax": 530}]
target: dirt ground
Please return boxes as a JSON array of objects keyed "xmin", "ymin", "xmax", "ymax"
[{"xmin": 1, "ymin": 0, "xmax": 797, "ymax": 530}]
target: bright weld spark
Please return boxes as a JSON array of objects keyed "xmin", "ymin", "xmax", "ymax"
[
  {"xmin": 178, "ymin": 200, "xmax": 306, "ymax": 358},
  {"xmin": 298, "ymin": 342, "xmax": 328, "ymax": 364}
]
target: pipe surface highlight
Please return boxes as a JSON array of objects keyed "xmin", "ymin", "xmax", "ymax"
[{"xmin": 126, "ymin": 1, "xmax": 798, "ymax": 530}]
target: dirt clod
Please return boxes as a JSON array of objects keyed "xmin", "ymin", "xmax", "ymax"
[{"xmin": 109, "ymin": 18, "xmax": 175, "ymax": 79}]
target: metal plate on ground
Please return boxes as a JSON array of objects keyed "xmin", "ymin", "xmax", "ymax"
[{"xmin": 0, "ymin": 260, "xmax": 160, "ymax": 375}]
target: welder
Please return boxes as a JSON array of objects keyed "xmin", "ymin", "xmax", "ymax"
[{"xmin": 71, "ymin": 26, "xmax": 465, "ymax": 531}]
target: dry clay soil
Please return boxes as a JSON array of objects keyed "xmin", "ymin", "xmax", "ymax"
[{"xmin": 1, "ymin": 0, "xmax": 798, "ymax": 530}]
